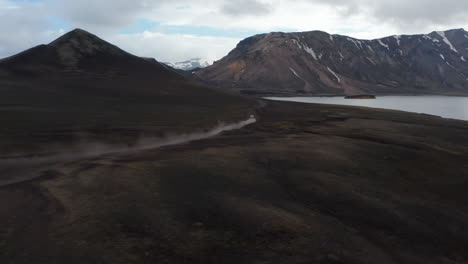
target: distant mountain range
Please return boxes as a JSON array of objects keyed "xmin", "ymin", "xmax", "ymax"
[
  {"xmin": 164, "ymin": 58, "xmax": 211, "ymax": 71},
  {"xmin": 2, "ymin": 27, "xmax": 468, "ymax": 99},
  {"xmin": 196, "ymin": 29, "xmax": 468, "ymax": 96}
]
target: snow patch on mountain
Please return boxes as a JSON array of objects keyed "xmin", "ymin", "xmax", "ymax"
[
  {"xmin": 303, "ymin": 45, "xmax": 318, "ymax": 60},
  {"xmin": 327, "ymin": 67, "xmax": 341, "ymax": 83},
  {"xmin": 338, "ymin": 52, "xmax": 344, "ymax": 61},
  {"xmin": 424, "ymin": 34, "xmax": 440, "ymax": 44},
  {"xmin": 292, "ymin": 39, "xmax": 318, "ymax": 60},
  {"xmin": 436, "ymin": 31, "xmax": 458, "ymax": 53},
  {"xmin": 347, "ymin": 38, "xmax": 362, "ymax": 49},
  {"xmin": 367, "ymin": 57, "xmax": 377, "ymax": 65},
  {"xmin": 377, "ymin": 39, "xmax": 389, "ymax": 50},
  {"xmin": 165, "ymin": 58, "xmax": 211, "ymax": 70},
  {"xmin": 289, "ymin": 67, "xmax": 303, "ymax": 79},
  {"xmin": 292, "ymin": 39, "xmax": 301, "ymax": 48},
  {"xmin": 393, "ymin": 35, "xmax": 401, "ymax": 46}
]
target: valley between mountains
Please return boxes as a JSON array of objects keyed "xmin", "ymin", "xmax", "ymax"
[{"xmin": 0, "ymin": 29, "xmax": 468, "ymax": 264}]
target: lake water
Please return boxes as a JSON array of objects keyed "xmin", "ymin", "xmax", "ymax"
[{"xmin": 266, "ymin": 96, "xmax": 468, "ymax": 121}]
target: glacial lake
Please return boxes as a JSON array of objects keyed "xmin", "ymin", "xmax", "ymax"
[{"xmin": 266, "ymin": 96, "xmax": 468, "ymax": 121}]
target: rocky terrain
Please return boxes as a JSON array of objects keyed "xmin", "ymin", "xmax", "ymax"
[
  {"xmin": 1, "ymin": 100, "xmax": 468, "ymax": 264},
  {"xmin": 196, "ymin": 29, "xmax": 468, "ymax": 96},
  {"xmin": 1, "ymin": 29, "xmax": 468, "ymax": 264}
]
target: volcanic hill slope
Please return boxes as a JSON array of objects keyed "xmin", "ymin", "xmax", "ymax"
[
  {"xmin": 0, "ymin": 29, "xmax": 253, "ymax": 157},
  {"xmin": 196, "ymin": 29, "xmax": 468, "ymax": 96}
]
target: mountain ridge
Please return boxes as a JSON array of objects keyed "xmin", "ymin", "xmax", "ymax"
[{"xmin": 196, "ymin": 28, "xmax": 468, "ymax": 96}]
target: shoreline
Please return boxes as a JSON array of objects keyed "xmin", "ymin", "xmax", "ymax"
[{"xmin": 264, "ymin": 96, "xmax": 468, "ymax": 122}]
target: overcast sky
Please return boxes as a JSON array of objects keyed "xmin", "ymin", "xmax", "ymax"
[{"xmin": 1, "ymin": 0, "xmax": 467, "ymax": 63}]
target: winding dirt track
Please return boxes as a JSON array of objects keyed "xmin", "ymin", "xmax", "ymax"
[{"xmin": 0, "ymin": 116, "xmax": 257, "ymax": 187}]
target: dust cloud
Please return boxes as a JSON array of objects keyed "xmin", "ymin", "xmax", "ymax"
[{"xmin": 0, "ymin": 116, "xmax": 257, "ymax": 175}]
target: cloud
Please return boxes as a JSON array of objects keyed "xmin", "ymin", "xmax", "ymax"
[
  {"xmin": 0, "ymin": 0, "xmax": 467, "ymax": 62},
  {"xmin": 0, "ymin": 0, "xmax": 61, "ymax": 57},
  {"xmin": 367, "ymin": 0, "xmax": 468, "ymax": 31},
  {"xmin": 110, "ymin": 31, "xmax": 241, "ymax": 64},
  {"xmin": 297, "ymin": 0, "xmax": 468, "ymax": 32},
  {"xmin": 221, "ymin": 0, "xmax": 273, "ymax": 16},
  {"xmin": 49, "ymin": 0, "xmax": 159, "ymax": 34}
]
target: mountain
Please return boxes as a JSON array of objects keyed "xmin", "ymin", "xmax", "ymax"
[
  {"xmin": 196, "ymin": 29, "xmax": 468, "ymax": 96},
  {"xmin": 164, "ymin": 58, "xmax": 211, "ymax": 71},
  {"xmin": 0, "ymin": 28, "xmax": 194, "ymax": 90},
  {"xmin": 0, "ymin": 29, "xmax": 252, "ymax": 156}
]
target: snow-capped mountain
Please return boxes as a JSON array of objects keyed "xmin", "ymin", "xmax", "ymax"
[
  {"xmin": 196, "ymin": 29, "xmax": 468, "ymax": 96},
  {"xmin": 165, "ymin": 58, "xmax": 211, "ymax": 71}
]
